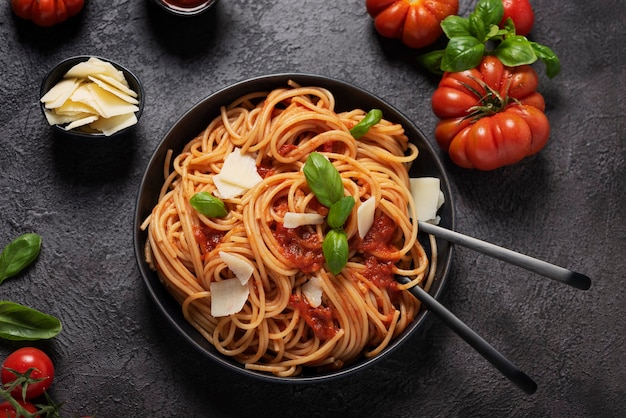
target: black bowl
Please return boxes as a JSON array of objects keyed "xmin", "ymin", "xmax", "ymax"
[
  {"xmin": 151, "ymin": 0, "xmax": 218, "ymax": 16},
  {"xmin": 133, "ymin": 73, "xmax": 456, "ymax": 383},
  {"xmin": 40, "ymin": 55, "xmax": 144, "ymax": 140}
]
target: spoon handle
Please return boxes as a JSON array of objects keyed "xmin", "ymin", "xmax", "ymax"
[
  {"xmin": 397, "ymin": 275, "xmax": 537, "ymax": 394},
  {"xmin": 418, "ymin": 222, "xmax": 591, "ymax": 291}
]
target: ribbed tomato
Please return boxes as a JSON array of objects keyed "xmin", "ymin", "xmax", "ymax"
[
  {"xmin": 432, "ymin": 56, "xmax": 550, "ymax": 170},
  {"xmin": 11, "ymin": 0, "xmax": 84, "ymax": 27},
  {"xmin": 366, "ymin": 0, "xmax": 459, "ymax": 49}
]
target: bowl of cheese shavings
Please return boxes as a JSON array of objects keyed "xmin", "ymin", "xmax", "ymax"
[{"xmin": 40, "ymin": 56, "xmax": 145, "ymax": 139}]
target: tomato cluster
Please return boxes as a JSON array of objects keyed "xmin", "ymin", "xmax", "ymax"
[{"xmin": 0, "ymin": 348, "xmax": 56, "ymax": 416}]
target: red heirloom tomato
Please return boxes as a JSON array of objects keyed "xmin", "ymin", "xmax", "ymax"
[
  {"xmin": 11, "ymin": 0, "xmax": 84, "ymax": 27},
  {"xmin": 500, "ymin": 0, "xmax": 535, "ymax": 36},
  {"xmin": 1, "ymin": 347, "xmax": 55, "ymax": 400},
  {"xmin": 432, "ymin": 56, "xmax": 549, "ymax": 171},
  {"xmin": 366, "ymin": 0, "xmax": 459, "ymax": 49},
  {"xmin": 0, "ymin": 400, "xmax": 38, "ymax": 417}
]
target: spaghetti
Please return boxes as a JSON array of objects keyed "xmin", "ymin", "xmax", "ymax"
[{"xmin": 142, "ymin": 82, "xmax": 435, "ymax": 376}]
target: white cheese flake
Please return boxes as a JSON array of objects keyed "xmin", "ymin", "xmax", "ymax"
[
  {"xmin": 210, "ymin": 278, "xmax": 249, "ymax": 317},
  {"xmin": 283, "ymin": 212, "xmax": 325, "ymax": 229},
  {"xmin": 302, "ymin": 276, "xmax": 323, "ymax": 308},
  {"xmin": 213, "ymin": 148, "xmax": 263, "ymax": 198},
  {"xmin": 357, "ymin": 196, "xmax": 376, "ymax": 238},
  {"xmin": 219, "ymin": 252, "xmax": 254, "ymax": 285},
  {"xmin": 409, "ymin": 177, "xmax": 444, "ymax": 224}
]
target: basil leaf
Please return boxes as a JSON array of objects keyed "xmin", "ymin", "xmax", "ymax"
[
  {"xmin": 190, "ymin": 192, "xmax": 228, "ymax": 218},
  {"xmin": 0, "ymin": 301, "xmax": 62, "ymax": 341},
  {"xmin": 417, "ymin": 49, "xmax": 445, "ymax": 75},
  {"xmin": 350, "ymin": 109, "xmax": 383, "ymax": 139},
  {"xmin": 441, "ymin": 36, "xmax": 485, "ymax": 72},
  {"xmin": 303, "ymin": 152, "xmax": 344, "ymax": 207},
  {"xmin": 322, "ymin": 229, "xmax": 349, "ymax": 275},
  {"xmin": 474, "ymin": 0, "xmax": 504, "ymax": 27},
  {"xmin": 327, "ymin": 196, "xmax": 355, "ymax": 229},
  {"xmin": 531, "ymin": 43, "xmax": 561, "ymax": 78},
  {"xmin": 0, "ymin": 233, "xmax": 41, "ymax": 284},
  {"xmin": 441, "ymin": 15, "xmax": 471, "ymax": 39},
  {"xmin": 494, "ymin": 36, "xmax": 537, "ymax": 67},
  {"xmin": 469, "ymin": 12, "xmax": 487, "ymax": 41}
]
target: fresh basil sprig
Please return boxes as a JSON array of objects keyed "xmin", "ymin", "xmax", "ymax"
[
  {"xmin": 190, "ymin": 192, "xmax": 228, "ymax": 218},
  {"xmin": 350, "ymin": 109, "xmax": 383, "ymax": 139},
  {"xmin": 0, "ymin": 233, "xmax": 41, "ymax": 284},
  {"xmin": 303, "ymin": 152, "xmax": 355, "ymax": 275},
  {"xmin": 0, "ymin": 301, "xmax": 62, "ymax": 341},
  {"xmin": 418, "ymin": 0, "xmax": 560, "ymax": 78}
]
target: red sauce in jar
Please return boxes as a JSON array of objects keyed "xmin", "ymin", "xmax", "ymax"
[
  {"xmin": 163, "ymin": 0, "xmax": 209, "ymax": 8},
  {"xmin": 289, "ymin": 294, "xmax": 338, "ymax": 340}
]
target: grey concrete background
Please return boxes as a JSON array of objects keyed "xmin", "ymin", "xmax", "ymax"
[{"xmin": 0, "ymin": 0, "xmax": 624, "ymax": 416}]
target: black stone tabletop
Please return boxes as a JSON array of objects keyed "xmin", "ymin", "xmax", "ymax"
[{"xmin": 0, "ymin": 1, "xmax": 624, "ymax": 416}]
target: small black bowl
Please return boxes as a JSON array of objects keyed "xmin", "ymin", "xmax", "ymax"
[
  {"xmin": 40, "ymin": 55, "xmax": 145, "ymax": 140},
  {"xmin": 133, "ymin": 73, "xmax": 456, "ymax": 383},
  {"xmin": 151, "ymin": 0, "xmax": 218, "ymax": 16}
]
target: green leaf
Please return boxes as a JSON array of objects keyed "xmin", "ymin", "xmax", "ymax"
[
  {"xmin": 441, "ymin": 15, "xmax": 471, "ymax": 39},
  {"xmin": 531, "ymin": 43, "xmax": 561, "ymax": 78},
  {"xmin": 322, "ymin": 229, "xmax": 349, "ymax": 275},
  {"xmin": 350, "ymin": 109, "xmax": 383, "ymax": 139},
  {"xmin": 327, "ymin": 196, "xmax": 355, "ymax": 229},
  {"xmin": 469, "ymin": 12, "xmax": 487, "ymax": 41},
  {"xmin": 303, "ymin": 152, "xmax": 344, "ymax": 207},
  {"xmin": 0, "ymin": 301, "xmax": 62, "ymax": 341},
  {"xmin": 417, "ymin": 49, "xmax": 445, "ymax": 75},
  {"xmin": 474, "ymin": 0, "xmax": 504, "ymax": 27},
  {"xmin": 190, "ymin": 192, "xmax": 228, "ymax": 218},
  {"xmin": 0, "ymin": 233, "xmax": 41, "ymax": 284},
  {"xmin": 441, "ymin": 36, "xmax": 485, "ymax": 72},
  {"xmin": 494, "ymin": 36, "xmax": 537, "ymax": 67}
]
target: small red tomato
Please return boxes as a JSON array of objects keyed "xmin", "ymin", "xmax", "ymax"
[
  {"xmin": 366, "ymin": 0, "xmax": 459, "ymax": 49},
  {"xmin": 1, "ymin": 347, "xmax": 55, "ymax": 400},
  {"xmin": 11, "ymin": 0, "xmax": 84, "ymax": 27},
  {"xmin": 0, "ymin": 400, "xmax": 38, "ymax": 417},
  {"xmin": 499, "ymin": 0, "xmax": 535, "ymax": 36}
]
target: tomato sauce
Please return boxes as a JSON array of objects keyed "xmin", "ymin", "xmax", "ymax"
[
  {"xmin": 359, "ymin": 213, "xmax": 401, "ymax": 296},
  {"xmin": 193, "ymin": 225, "xmax": 225, "ymax": 257},
  {"xmin": 273, "ymin": 223, "xmax": 324, "ymax": 273},
  {"xmin": 289, "ymin": 294, "xmax": 338, "ymax": 340}
]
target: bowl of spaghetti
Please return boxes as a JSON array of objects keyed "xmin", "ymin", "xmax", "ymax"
[{"xmin": 134, "ymin": 74, "xmax": 455, "ymax": 382}]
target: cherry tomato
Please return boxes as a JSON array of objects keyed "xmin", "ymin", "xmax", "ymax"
[
  {"xmin": 499, "ymin": 0, "xmax": 535, "ymax": 36},
  {"xmin": 366, "ymin": 0, "xmax": 459, "ymax": 49},
  {"xmin": 431, "ymin": 56, "xmax": 549, "ymax": 170},
  {"xmin": 1, "ymin": 347, "xmax": 55, "ymax": 400},
  {"xmin": 0, "ymin": 400, "xmax": 38, "ymax": 417},
  {"xmin": 11, "ymin": 0, "xmax": 84, "ymax": 27}
]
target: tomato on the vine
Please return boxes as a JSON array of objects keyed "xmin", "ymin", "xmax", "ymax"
[
  {"xmin": 366, "ymin": 0, "xmax": 459, "ymax": 49},
  {"xmin": 11, "ymin": 0, "xmax": 84, "ymax": 27},
  {"xmin": 499, "ymin": 0, "xmax": 535, "ymax": 36},
  {"xmin": 0, "ymin": 400, "xmax": 38, "ymax": 417},
  {"xmin": 431, "ymin": 56, "xmax": 549, "ymax": 171},
  {"xmin": 1, "ymin": 347, "xmax": 55, "ymax": 400}
]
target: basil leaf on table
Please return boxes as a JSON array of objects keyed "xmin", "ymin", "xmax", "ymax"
[
  {"xmin": 303, "ymin": 152, "xmax": 344, "ymax": 207},
  {"xmin": 349, "ymin": 109, "xmax": 382, "ymax": 139},
  {"xmin": 0, "ymin": 233, "xmax": 41, "ymax": 284},
  {"xmin": 494, "ymin": 36, "xmax": 537, "ymax": 67},
  {"xmin": 531, "ymin": 43, "xmax": 561, "ymax": 79},
  {"xmin": 190, "ymin": 192, "xmax": 228, "ymax": 218},
  {"xmin": 322, "ymin": 229, "xmax": 349, "ymax": 276},
  {"xmin": 327, "ymin": 196, "xmax": 355, "ymax": 229},
  {"xmin": 0, "ymin": 301, "xmax": 62, "ymax": 341}
]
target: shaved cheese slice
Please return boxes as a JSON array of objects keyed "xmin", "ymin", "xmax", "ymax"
[
  {"xmin": 90, "ymin": 112, "xmax": 138, "ymax": 136},
  {"xmin": 410, "ymin": 177, "xmax": 444, "ymax": 224},
  {"xmin": 283, "ymin": 212, "xmax": 325, "ymax": 229},
  {"xmin": 213, "ymin": 148, "xmax": 263, "ymax": 198},
  {"xmin": 44, "ymin": 109, "xmax": 92, "ymax": 126},
  {"xmin": 85, "ymin": 83, "xmax": 139, "ymax": 118},
  {"xmin": 210, "ymin": 278, "xmax": 249, "ymax": 317},
  {"xmin": 64, "ymin": 115, "xmax": 99, "ymax": 131},
  {"xmin": 88, "ymin": 76, "xmax": 139, "ymax": 105},
  {"xmin": 357, "ymin": 196, "xmax": 376, "ymax": 238},
  {"xmin": 64, "ymin": 57, "xmax": 126, "ymax": 84},
  {"xmin": 302, "ymin": 276, "xmax": 323, "ymax": 308},
  {"xmin": 55, "ymin": 99, "xmax": 99, "ymax": 115},
  {"xmin": 91, "ymin": 73, "xmax": 138, "ymax": 97},
  {"xmin": 219, "ymin": 252, "xmax": 254, "ymax": 285},
  {"xmin": 41, "ymin": 78, "xmax": 80, "ymax": 109}
]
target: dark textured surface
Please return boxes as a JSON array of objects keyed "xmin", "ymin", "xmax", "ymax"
[{"xmin": 0, "ymin": 0, "xmax": 624, "ymax": 416}]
